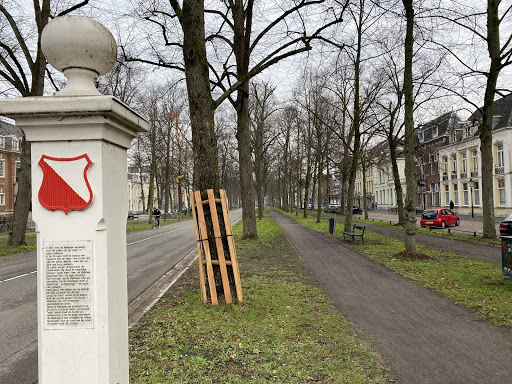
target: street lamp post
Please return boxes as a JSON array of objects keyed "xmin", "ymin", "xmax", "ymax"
[{"xmin": 468, "ymin": 178, "xmax": 474, "ymax": 218}]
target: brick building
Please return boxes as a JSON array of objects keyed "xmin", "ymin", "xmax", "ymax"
[
  {"xmin": 0, "ymin": 120, "xmax": 22, "ymax": 214},
  {"xmin": 415, "ymin": 111, "xmax": 462, "ymax": 209}
]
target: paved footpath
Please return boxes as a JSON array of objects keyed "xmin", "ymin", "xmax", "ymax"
[{"xmin": 269, "ymin": 209, "xmax": 512, "ymax": 384}]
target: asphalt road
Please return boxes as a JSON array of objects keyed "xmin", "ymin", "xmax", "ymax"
[
  {"xmin": 0, "ymin": 209, "xmax": 242, "ymax": 384},
  {"xmin": 270, "ymin": 209, "xmax": 512, "ymax": 383}
]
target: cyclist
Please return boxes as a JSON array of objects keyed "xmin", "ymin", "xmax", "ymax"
[{"xmin": 152, "ymin": 207, "xmax": 161, "ymax": 229}]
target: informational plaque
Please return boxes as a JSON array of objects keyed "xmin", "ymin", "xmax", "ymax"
[{"xmin": 43, "ymin": 241, "xmax": 94, "ymax": 329}]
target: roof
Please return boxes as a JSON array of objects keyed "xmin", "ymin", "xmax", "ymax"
[
  {"xmin": 468, "ymin": 93, "xmax": 512, "ymax": 130},
  {"xmin": 0, "ymin": 119, "xmax": 22, "ymax": 137},
  {"xmin": 417, "ymin": 111, "xmax": 461, "ymax": 142}
]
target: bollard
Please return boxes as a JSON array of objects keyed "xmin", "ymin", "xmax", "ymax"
[
  {"xmin": 329, "ymin": 218, "xmax": 336, "ymax": 235},
  {"xmin": 0, "ymin": 16, "xmax": 147, "ymax": 384}
]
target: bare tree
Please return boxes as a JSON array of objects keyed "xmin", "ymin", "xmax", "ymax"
[
  {"xmin": 124, "ymin": 0, "xmax": 348, "ymax": 238},
  {"xmin": 402, "ymin": 0, "xmax": 417, "ymax": 251},
  {"xmin": 250, "ymin": 81, "xmax": 280, "ymax": 220}
]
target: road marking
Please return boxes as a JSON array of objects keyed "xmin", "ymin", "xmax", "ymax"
[
  {"xmin": 126, "ymin": 225, "xmax": 193, "ymax": 246},
  {"xmin": 1, "ymin": 225, "xmax": 194, "ymax": 284},
  {"xmin": 0, "ymin": 270, "xmax": 37, "ymax": 284}
]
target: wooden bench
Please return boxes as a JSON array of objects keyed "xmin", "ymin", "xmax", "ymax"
[{"xmin": 343, "ymin": 224, "xmax": 366, "ymax": 242}]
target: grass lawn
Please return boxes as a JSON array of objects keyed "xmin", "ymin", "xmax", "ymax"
[
  {"xmin": 277, "ymin": 208, "xmax": 512, "ymax": 328},
  {"xmin": 129, "ymin": 211, "xmax": 393, "ymax": 383},
  {"xmin": 313, "ymin": 210, "xmax": 500, "ymax": 248}
]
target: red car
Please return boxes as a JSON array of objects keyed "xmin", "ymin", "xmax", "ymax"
[{"xmin": 420, "ymin": 208, "xmax": 460, "ymax": 228}]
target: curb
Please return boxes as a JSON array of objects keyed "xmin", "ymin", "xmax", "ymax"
[{"xmin": 128, "ymin": 248, "xmax": 197, "ymax": 328}]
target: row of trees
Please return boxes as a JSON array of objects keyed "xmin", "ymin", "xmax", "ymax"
[{"xmin": 1, "ymin": 0, "xmax": 511, "ymax": 253}]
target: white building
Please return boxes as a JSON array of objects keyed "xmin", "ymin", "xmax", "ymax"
[
  {"xmin": 438, "ymin": 94, "xmax": 512, "ymax": 216},
  {"xmin": 371, "ymin": 141, "xmax": 407, "ymax": 209},
  {"xmin": 127, "ymin": 167, "xmax": 155, "ymax": 212}
]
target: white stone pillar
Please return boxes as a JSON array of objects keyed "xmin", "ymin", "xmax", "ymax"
[{"xmin": 0, "ymin": 16, "xmax": 147, "ymax": 384}]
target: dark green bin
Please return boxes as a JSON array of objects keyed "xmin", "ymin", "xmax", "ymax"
[{"xmin": 500, "ymin": 236, "xmax": 512, "ymax": 278}]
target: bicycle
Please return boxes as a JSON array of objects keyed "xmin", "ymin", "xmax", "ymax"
[{"xmin": 152, "ymin": 215, "xmax": 160, "ymax": 229}]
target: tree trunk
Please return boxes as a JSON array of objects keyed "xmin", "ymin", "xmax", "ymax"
[
  {"xmin": 362, "ymin": 156, "xmax": 368, "ymax": 219},
  {"xmin": 181, "ymin": 0, "xmax": 220, "ymax": 192},
  {"xmin": 480, "ymin": 0, "xmax": 500, "ymax": 238},
  {"xmin": 343, "ymin": 7, "xmax": 363, "ymax": 233},
  {"xmin": 232, "ymin": 0, "xmax": 257, "ymax": 238},
  {"xmin": 402, "ymin": 0, "xmax": 417, "ymax": 251}
]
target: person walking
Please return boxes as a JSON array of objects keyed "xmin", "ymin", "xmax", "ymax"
[{"xmin": 449, "ymin": 200, "xmax": 454, "ymax": 210}]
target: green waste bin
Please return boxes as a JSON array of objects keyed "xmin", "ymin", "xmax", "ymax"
[{"xmin": 500, "ymin": 236, "xmax": 512, "ymax": 278}]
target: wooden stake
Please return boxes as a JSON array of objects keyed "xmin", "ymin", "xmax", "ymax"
[
  {"xmin": 220, "ymin": 189, "xmax": 243, "ymax": 302},
  {"xmin": 190, "ymin": 192, "xmax": 207, "ymax": 302},
  {"xmin": 193, "ymin": 190, "xmax": 218, "ymax": 305},
  {"xmin": 207, "ymin": 189, "xmax": 232, "ymax": 303}
]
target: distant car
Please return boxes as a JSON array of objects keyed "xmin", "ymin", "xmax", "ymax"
[
  {"xmin": 352, "ymin": 206, "xmax": 362, "ymax": 215},
  {"xmin": 499, "ymin": 213, "xmax": 512, "ymax": 235},
  {"xmin": 329, "ymin": 205, "xmax": 340, "ymax": 213},
  {"xmin": 420, "ymin": 208, "xmax": 459, "ymax": 228},
  {"xmin": 127, "ymin": 211, "xmax": 142, "ymax": 219}
]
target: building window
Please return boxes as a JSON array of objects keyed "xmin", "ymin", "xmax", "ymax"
[
  {"xmin": 466, "ymin": 126, "xmax": 471, "ymax": 138},
  {"xmin": 15, "ymin": 161, "xmax": 21, "ymax": 183},
  {"xmin": 0, "ymin": 137, "xmax": 4, "ymax": 149},
  {"xmin": 452, "ymin": 156, "xmax": 457, "ymax": 175},
  {"xmin": 443, "ymin": 157, "xmax": 449, "ymax": 173},
  {"xmin": 497, "ymin": 143, "xmax": 504, "ymax": 168},
  {"xmin": 498, "ymin": 178, "xmax": 506, "ymax": 206},
  {"xmin": 474, "ymin": 181, "xmax": 480, "ymax": 206},
  {"xmin": 0, "ymin": 159, "xmax": 4, "ymax": 178},
  {"xmin": 472, "ymin": 150, "xmax": 478, "ymax": 173},
  {"xmin": 453, "ymin": 183, "xmax": 459, "ymax": 205},
  {"xmin": 431, "ymin": 183, "xmax": 436, "ymax": 206},
  {"xmin": 12, "ymin": 138, "xmax": 19, "ymax": 151},
  {"xmin": 461, "ymin": 153, "xmax": 467, "ymax": 173},
  {"xmin": 432, "ymin": 126, "xmax": 438, "ymax": 138},
  {"xmin": 0, "ymin": 193, "xmax": 4, "ymax": 206},
  {"xmin": 445, "ymin": 184, "xmax": 449, "ymax": 206},
  {"xmin": 463, "ymin": 183, "xmax": 468, "ymax": 206}
]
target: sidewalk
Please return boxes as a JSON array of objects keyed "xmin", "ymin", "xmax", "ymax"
[{"xmin": 269, "ymin": 208, "xmax": 512, "ymax": 383}]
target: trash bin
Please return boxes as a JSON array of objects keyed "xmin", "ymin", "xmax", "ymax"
[
  {"xmin": 500, "ymin": 236, "xmax": 512, "ymax": 279},
  {"xmin": 329, "ymin": 218, "xmax": 336, "ymax": 235}
]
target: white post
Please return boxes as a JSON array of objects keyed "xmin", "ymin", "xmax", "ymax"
[{"xmin": 0, "ymin": 16, "xmax": 148, "ymax": 384}]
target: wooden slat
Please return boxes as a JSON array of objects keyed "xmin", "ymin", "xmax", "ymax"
[
  {"xmin": 220, "ymin": 189, "xmax": 243, "ymax": 302},
  {"xmin": 207, "ymin": 189, "xmax": 232, "ymax": 304},
  {"xmin": 200, "ymin": 198, "xmax": 221, "ymax": 205},
  {"xmin": 202, "ymin": 259, "xmax": 232, "ymax": 266},
  {"xmin": 194, "ymin": 190, "xmax": 218, "ymax": 306},
  {"xmin": 190, "ymin": 192, "xmax": 207, "ymax": 303}
]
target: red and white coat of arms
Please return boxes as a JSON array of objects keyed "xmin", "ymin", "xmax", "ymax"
[{"xmin": 38, "ymin": 154, "xmax": 93, "ymax": 214}]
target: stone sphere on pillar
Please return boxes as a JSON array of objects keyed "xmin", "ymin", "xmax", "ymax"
[{"xmin": 41, "ymin": 15, "xmax": 117, "ymax": 96}]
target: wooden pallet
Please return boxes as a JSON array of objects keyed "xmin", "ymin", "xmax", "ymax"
[{"xmin": 190, "ymin": 189, "xmax": 243, "ymax": 305}]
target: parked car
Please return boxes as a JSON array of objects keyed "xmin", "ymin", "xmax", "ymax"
[
  {"xmin": 328, "ymin": 205, "xmax": 340, "ymax": 213},
  {"xmin": 499, "ymin": 213, "xmax": 512, "ymax": 235},
  {"xmin": 127, "ymin": 210, "xmax": 142, "ymax": 219},
  {"xmin": 420, "ymin": 208, "xmax": 459, "ymax": 228},
  {"xmin": 352, "ymin": 205, "xmax": 362, "ymax": 215}
]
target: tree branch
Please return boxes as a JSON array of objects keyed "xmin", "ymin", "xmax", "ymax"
[
  {"xmin": 56, "ymin": 0, "xmax": 90, "ymax": 17},
  {"xmin": 0, "ymin": 4, "xmax": 34, "ymax": 69}
]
